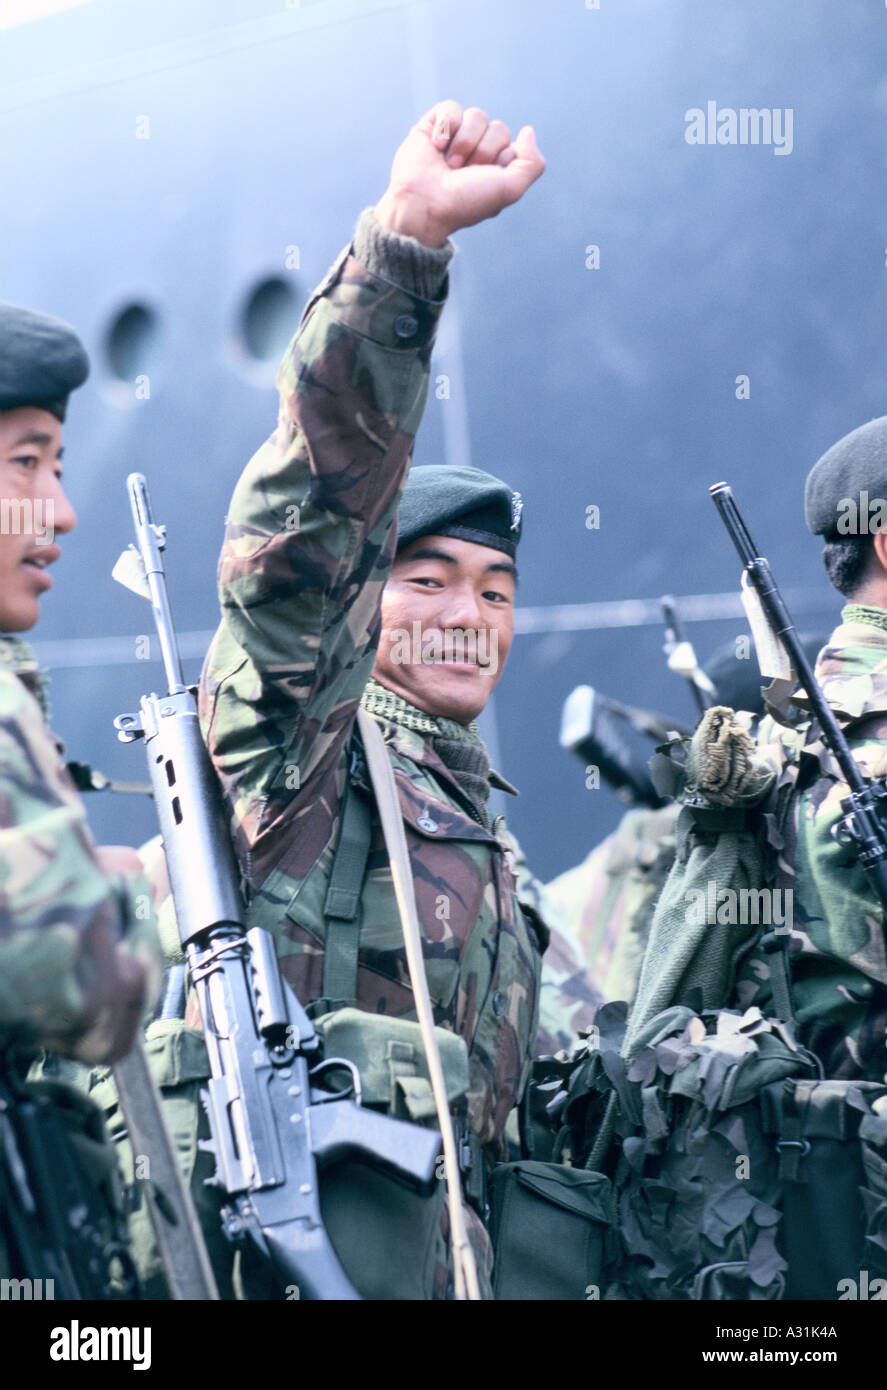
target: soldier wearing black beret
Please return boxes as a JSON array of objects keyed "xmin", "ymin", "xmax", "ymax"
[
  {"xmin": 0, "ymin": 301, "xmax": 89, "ymax": 632},
  {"xmin": 0, "ymin": 301, "xmax": 162, "ymax": 1292},
  {"xmin": 805, "ymin": 414, "xmax": 887, "ymax": 596},
  {"xmin": 371, "ymin": 463, "xmax": 524, "ymax": 728},
  {"xmin": 0, "ymin": 295, "xmax": 156, "ymax": 1038},
  {"xmin": 0, "ymin": 298, "xmax": 158, "ymax": 1050},
  {"xmin": 125, "ymin": 99, "xmax": 600, "ymax": 1303}
]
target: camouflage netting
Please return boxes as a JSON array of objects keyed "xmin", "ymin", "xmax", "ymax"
[{"xmin": 547, "ymin": 1001, "xmax": 816, "ymax": 1299}]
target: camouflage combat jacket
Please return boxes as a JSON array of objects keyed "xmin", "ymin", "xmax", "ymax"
[
  {"xmin": 198, "ymin": 246, "xmax": 556, "ymax": 1157},
  {"xmin": 733, "ymin": 605, "xmax": 887, "ymax": 1081},
  {"xmin": 0, "ymin": 636, "xmax": 153, "ymax": 1061},
  {"xmin": 546, "ymin": 802, "xmax": 679, "ymax": 1008}
]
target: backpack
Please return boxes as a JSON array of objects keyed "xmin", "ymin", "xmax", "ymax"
[{"xmin": 535, "ymin": 707, "xmax": 887, "ymax": 1300}]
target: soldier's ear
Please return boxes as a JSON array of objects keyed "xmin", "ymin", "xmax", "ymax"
[{"xmin": 872, "ymin": 530, "xmax": 887, "ymax": 580}]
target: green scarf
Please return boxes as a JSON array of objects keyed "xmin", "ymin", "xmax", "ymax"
[
  {"xmin": 360, "ymin": 676, "xmax": 492, "ymax": 826},
  {"xmin": 0, "ymin": 635, "xmax": 51, "ymax": 721},
  {"xmin": 842, "ymin": 603, "xmax": 887, "ymax": 634}
]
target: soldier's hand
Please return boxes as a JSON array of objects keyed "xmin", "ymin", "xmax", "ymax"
[
  {"xmin": 68, "ymin": 946, "xmax": 147, "ymax": 1065},
  {"xmin": 374, "ymin": 100, "xmax": 545, "ymax": 247},
  {"xmin": 96, "ymin": 844, "xmax": 145, "ymax": 878}
]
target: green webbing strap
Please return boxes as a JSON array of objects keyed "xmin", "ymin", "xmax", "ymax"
[
  {"xmin": 772, "ymin": 1079, "xmax": 815, "ymax": 1182},
  {"xmin": 321, "ymin": 772, "xmax": 374, "ymax": 1006},
  {"xmin": 760, "ymin": 932, "xmax": 797, "ymax": 1030}
]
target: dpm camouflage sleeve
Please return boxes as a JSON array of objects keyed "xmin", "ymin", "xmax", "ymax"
[
  {"xmin": 545, "ymin": 803, "xmax": 680, "ymax": 1008},
  {"xmin": 737, "ymin": 615, "xmax": 887, "ymax": 1079},
  {"xmin": 200, "ymin": 248, "xmax": 446, "ymax": 888},
  {"xmin": 0, "ymin": 668, "xmax": 150, "ymax": 1062},
  {"xmin": 500, "ymin": 822, "xmax": 602, "ymax": 1054}
]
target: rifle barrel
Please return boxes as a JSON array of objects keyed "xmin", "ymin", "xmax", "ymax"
[
  {"xmin": 127, "ymin": 472, "xmax": 185, "ymax": 693},
  {"xmin": 709, "ymin": 482, "xmax": 868, "ymax": 799}
]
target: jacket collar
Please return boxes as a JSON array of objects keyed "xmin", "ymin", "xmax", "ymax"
[
  {"xmin": 372, "ymin": 721, "xmax": 513, "ymax": 844},
  {"xmin": 789, "ymin": 610, "xmax": 887, "ymax": 723},
  {"xmin": 0, "ymin": 634, "xmax": 50, "ymax": 718}
]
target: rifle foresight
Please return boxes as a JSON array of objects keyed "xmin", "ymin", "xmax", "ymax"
[{"xmin": 710, "ymin": 482, "xmax": 760, "ymax": 568}]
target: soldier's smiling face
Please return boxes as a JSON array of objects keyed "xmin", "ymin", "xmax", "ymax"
[
  {"xmin": 374, "ymin": 533, "xmax": 515, "ymax": 724},
  {"xmin": 0, "ymin": 407, "xmax": 76, "ymax": 632}
]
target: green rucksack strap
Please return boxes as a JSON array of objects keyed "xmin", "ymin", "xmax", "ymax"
[
  {"xmin": 755, "ymin": 718, "xmax": 822, "ymax": 1036},
  {"xmin": 760, "ymin": 931, "xmax": 797, "ymax": 1029},
  {"xmin": 321, "ymin": 752, "xmax": 374, "ymax": 1007}
]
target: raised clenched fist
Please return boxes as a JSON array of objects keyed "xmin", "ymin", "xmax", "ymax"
[{"xmin": 374, "ymin": 100, "xmax": 546, "ymax": 247}]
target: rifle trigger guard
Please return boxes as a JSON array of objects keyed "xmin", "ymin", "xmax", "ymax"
[{"xmin": 309, "ymin": 1056, "xmax": 362, "ymax": 1109}]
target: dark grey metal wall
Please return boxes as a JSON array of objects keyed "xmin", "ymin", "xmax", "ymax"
[{"xmin": 1, "ymin": 0, "xmax": 884, "ymax": 880}]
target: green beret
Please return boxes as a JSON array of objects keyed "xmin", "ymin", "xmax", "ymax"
[
  {"xmin": 805, "ymin": 416, "xmax": 887, "ymax": 538},
  {"xmin": 397, "ymin": 464, "xmax": 523, "ymax": 559},
  {"xmin": 0, "ymin": 301, "xmax": 90, "ymax": 422}
]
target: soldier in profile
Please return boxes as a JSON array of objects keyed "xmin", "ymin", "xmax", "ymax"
[{"xmin": 0, "ymin": 302, "xmax": 159, "ymax": 1286}]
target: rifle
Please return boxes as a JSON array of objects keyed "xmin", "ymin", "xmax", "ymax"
[
  {"xmin": 711, "ymin": 482, "xmax": 887, "ymax": 915},
  {"xmin": 559, "ymin": 599, "xmax": 718, "ymax": 809},
  {"xmin": 112, "ymin": 473, "xmax": 441, "ymax": 1301},
  {"xmin": 559, "ymin": 684, "xmax": 683, "ymax": 807},
  {"xmin": 0, "ymin": 1061, "xmax": 140, "ymax": 1299},
  {"xmin": 660, "ymin": 595, "xmax": 717, "ymax": 715}
]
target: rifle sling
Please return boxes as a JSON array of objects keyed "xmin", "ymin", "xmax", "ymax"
[
  {"xmin": 354, "ymin": 707, "xmax": 481, "ymax": 1301},
  {"xmin": 317, "ymin": 720, "xmax": 483, "ymax": 1298},
  {"xmin": 112, "ymin": 1038, "xmax": 220, "ymax": 1300}
]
